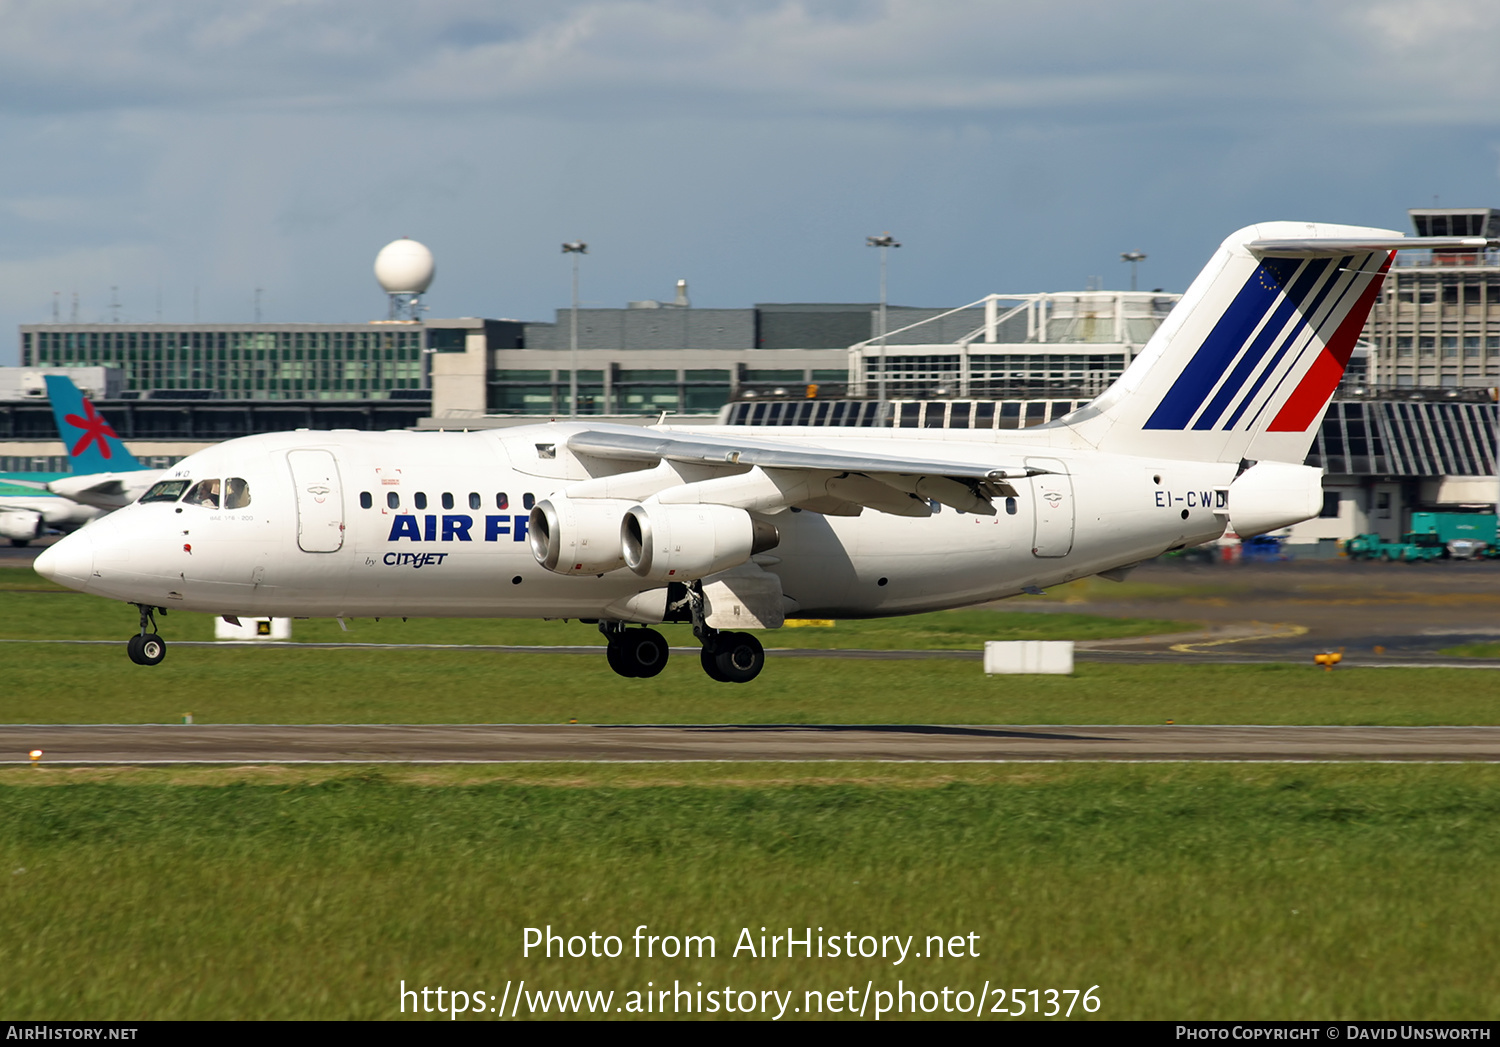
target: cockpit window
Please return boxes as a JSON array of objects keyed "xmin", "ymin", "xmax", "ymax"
[
  {"xmin": 224, "ymin": 477, "xmax": 251, "ymax": 509},
  {"xmin": 185, "ymin": 478, "xmax": 221, "ymax": 508},
  {"xmin": 140, "ymin": 480, "xmax": 190, "ymax": 504}
]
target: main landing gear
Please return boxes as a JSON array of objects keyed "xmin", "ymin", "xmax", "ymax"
[
  {"xmin": 698, "ymin": 630, "xmax": 765, "ymax": 684},
  {"xmin": 126, "ymin": 604, "xmax": 167, "ymax": 666},
  {"xmin": 600, "ymin": 621, "xmax": 670, "ymax": 678},
  {"xmin": 598, "ymin": 584, "xmax": 767, "ymax": 684}
]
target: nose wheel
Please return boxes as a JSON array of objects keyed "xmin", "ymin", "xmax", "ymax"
[
  {"xmin": 127, "ymin": 633, "xmax": 167, "ymax": 666},
  {"xmin": 126, "ymin": 604, "xmax": 168, "ymax": 666}
]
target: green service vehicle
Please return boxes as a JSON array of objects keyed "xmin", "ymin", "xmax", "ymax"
[
  {"xmin": 1346, "ymin": 512, "xmax": 1499, "ymax": 562},
  {"xmin": 1345, "ymin": 531, "xmax": 1445, "ymax": 562},
  {"xmin": 1410, "ymin": 512, "xmax": 1499, "ymax": 559}
]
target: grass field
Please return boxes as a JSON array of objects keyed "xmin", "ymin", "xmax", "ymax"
[
  {"xmin": 7, "ymin": 566, "xmax": 1499, "ymax": 1022},
  {"xmin": 0, "ymin": 566, "xmax": 1190, "ymax": 647},
  {"xmin": 2, "ymin": 763, "xmax": 1496, "ymax": 1020},
  {"xmin": 6, "ymin": 566, "xmax": 1500, "ymax": 725}
]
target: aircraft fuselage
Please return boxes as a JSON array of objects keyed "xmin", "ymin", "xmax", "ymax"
[{"xmin": 43, "ymin": 424, "xmax": 1233, "ymax": 621}]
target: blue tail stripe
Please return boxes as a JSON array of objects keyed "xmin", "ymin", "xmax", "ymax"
[
  {"xmin": 1192, "ymin": 258, "xmax": 1330, "ymax": 431},
  {"xmin": 1144, "ymin": 264, "xmax": 1287, "ymax": 430},
  {"xmin": 1190, "ymin": 293, "xmax": 1304, "ymax": 431},
  {"xmin": 1222, "ymin": 256, "xmax": 1351, "ymax": 430},
  {"xmin": 1243, "ymin": 254, "xmax": 1375, "ymax": 431}
]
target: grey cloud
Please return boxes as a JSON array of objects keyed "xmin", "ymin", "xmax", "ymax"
[{"xmin": 1, "ymin": 0, "xmax": 1492, "ymax": 124}]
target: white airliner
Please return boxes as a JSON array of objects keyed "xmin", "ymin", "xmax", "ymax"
[{"xmin": 35, "ymin": 222, "xmax": 1490, "ymax": 680}]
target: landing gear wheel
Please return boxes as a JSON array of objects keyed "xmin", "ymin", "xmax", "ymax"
[
  {"xmin": 606, "ymin": 639, "xmax": 638, "ymax": 678},
  {"xmin": 709, "ymin": 631, "xmax": 764, "ymax": 684},
  {"xmin": 700, "ymin": 644, "xmax": 730, "ymax": 682},
  {"xmin": 127, "ymin": 633, "xmax": 166, "ymax": 666},
  {"xmin": 626, "ymin": 629, "xmax": 669, "ymax": 678},
  {"xmin": 606, "ymin": 629, "xmax": 669, "ymax": 678}
]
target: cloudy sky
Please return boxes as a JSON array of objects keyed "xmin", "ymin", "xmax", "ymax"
[{"xmin": 3, "ymin": 0, "xmax": 1499, "ymax": 362}]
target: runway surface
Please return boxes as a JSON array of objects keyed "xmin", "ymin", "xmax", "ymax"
[{"xmin": 6, "ymin": 723, "xmax": 1500, "ymax": 763}]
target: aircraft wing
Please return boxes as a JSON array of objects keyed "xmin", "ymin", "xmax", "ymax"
[
  {"xmin": 0, "ymin": 477, "xmax": 49, "ymax": 491},
  {"xmin": 566, "ymin": 428, "xmax": 1042, "ymax": 517}
]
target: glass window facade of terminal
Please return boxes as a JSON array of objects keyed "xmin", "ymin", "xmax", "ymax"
[
  {"xmin": 485, "ymin": 366, "xmax": 847, "ymax": 415},
  {"xmin": 21, "ymin": 326, "xmax": 425, "ymax": 400},
  {"xmin": 1369, "ymin": 267, "xmax": 1500, "ymax": 390},
  {"xmin": 864, "ymin": 353, "xmax": 1128, "ymax": 398}
]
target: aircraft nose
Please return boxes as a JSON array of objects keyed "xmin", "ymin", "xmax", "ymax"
[{"xmin": 34, "ymin": 529, "xmax": 94, "ymax": 592}]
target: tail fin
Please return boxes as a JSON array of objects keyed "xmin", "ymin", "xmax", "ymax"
[
  {"xmin": 44, "ymin": 375, "xmax": 148, "ymax": 473},
  {"xmin": 1067, "ymin": 221, "xmax": 1402, "ymax": 464}
]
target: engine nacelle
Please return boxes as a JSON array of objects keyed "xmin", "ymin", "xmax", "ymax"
[
  {"xmin": 622, "ymin": 503, "xmax": 779, "ymax": 582},
  {"xmin": 528, "ymin": 497, "xmax": 634, "ymax": 575},
  {"xmin": 0, "ymin": 509, "xmax": 43, "ymax": 543},
  {"xmin": 1228, "ymin": 461, "xmax": 1324, "ymax": 538}
]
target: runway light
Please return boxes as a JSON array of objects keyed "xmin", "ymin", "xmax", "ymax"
[{"xmin": 29, "ymin": 749, "xmax": 42, "ymax": 766}]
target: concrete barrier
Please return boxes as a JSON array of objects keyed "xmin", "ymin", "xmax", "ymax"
[
  {"xmin": 214, "ymin": 617, "xmax": 291, "ymax": 641},
  {"xmin": 983, "ymin": 640, "xmax": 1074, "ymax": 675}
]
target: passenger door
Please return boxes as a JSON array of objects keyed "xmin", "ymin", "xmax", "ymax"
[{"xmin": 288, "ymin": 449, "xmax": 345, "ymax": 553}]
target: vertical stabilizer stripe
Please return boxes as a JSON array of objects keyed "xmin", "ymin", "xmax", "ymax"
[
  {"xmin": 1191, "ymin": 258, "xmax": 1330, "ymax": 430},
  {"xmin": 1267, "ymin": 252, "xmax": 1393, "ymax": 433},
  {"xmin": 1224, "ymin": 254, "xmax": 1354, "ymax": 430},
  {"xmin": 1143, "ymin": 263, "xmax": 1288, "ymax": 429}
]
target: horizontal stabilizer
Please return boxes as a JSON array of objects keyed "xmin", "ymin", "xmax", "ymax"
[{"xmin": 1249, "ymin": 236, "xmax": 1497, "ymax": 255}]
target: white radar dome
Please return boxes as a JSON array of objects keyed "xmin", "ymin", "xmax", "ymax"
[{"xmin": 374, "ymin": 238, "xmax": 435, "ymax": 295}]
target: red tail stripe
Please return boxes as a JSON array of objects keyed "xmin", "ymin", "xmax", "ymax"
[{"xmin": 1267, "ymin": 252, "xmax": 1393, "ymax": 433}]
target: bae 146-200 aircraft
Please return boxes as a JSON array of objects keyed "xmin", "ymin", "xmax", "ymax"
[{"xmin": 35, "ymin": 222, "xmax": 1493, "ymax": 681}]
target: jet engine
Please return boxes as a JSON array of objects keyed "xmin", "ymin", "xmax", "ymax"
[
  {"xmin": 1228, "ymin": 461, "xmax": 1324, "ymax": 538},
  {"xmin": 622, "ymin": 503, "xmax": 779, "ymax": 582},
  {"xmin": 0, "ymin": 509, "xmax": 44, "ymax": 544},
  {"xmin": 528, "ymin": 496, "xmax": 635, "ymax": 575}
]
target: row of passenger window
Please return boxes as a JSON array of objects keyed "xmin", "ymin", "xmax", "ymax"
[{"xmin": 358, "ymin": 490, "xmax": 536, "ymax": 512}]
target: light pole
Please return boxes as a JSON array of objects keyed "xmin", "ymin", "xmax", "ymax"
[
  {"xmin": 1120, "ymin": 250, "xmax": 1147, "ymax": 292},
  {"xmin": 867, "ymin": 233, "xmax": 900, "ymax": 407},
  {"xmin": 562, "ymin": 241, "xmax": 587, "ymax": 417}
]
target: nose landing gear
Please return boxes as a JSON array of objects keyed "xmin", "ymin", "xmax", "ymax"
[{"xmin": 127, "ymin": 604, "xmax": 167, "ymax": 666}]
